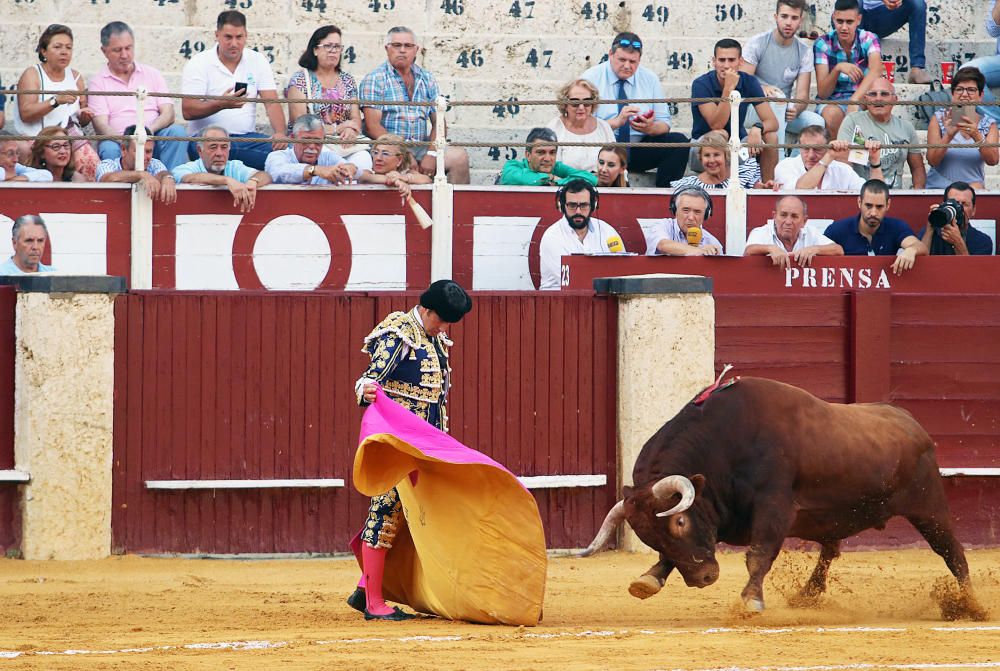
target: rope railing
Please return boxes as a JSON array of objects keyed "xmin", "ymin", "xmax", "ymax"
[
  {"xmin": 1, "ymin": 88, "xmax": 996, "ymax": 152},
  {"xmin": 2, "ymin": 88, "xmax": 998, "ymax": 108}
]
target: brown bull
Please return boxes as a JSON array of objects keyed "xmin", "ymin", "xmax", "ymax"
[{"xmin": 581, "ymin": 377, "xmax": 986, "ymax": 620}]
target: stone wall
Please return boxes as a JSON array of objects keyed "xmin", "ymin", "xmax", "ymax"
[{"xmin": 0, "ymin": 0, "xmax": 992, "ymax": 183}]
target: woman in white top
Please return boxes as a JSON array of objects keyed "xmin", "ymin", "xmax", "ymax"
[
  {"xmin": 15, "ymin": 24, "xmax": 98, "ymax": 180},
  {"xmin": 546, "ymin": 79, "xmax": 615, "ymax": 172}
]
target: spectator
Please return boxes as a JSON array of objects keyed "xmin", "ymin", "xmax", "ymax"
[
  {"xmin": 538, "ymin": 179, "xmax": 626, "ymax": 290},
  {"xmin": 28, "ymin": 126, "xmax": 88, "ymax": 182},
  {"xmin": 286, "ymin": 25, "xmax": 372, "ymax": 174},
  {"xmin": 774, "ymin": 124, "xmax": 884, "ymax": 189},
  {"xmin": 181, "ymin": 11, "xmax": 288, "ymax": 170},
  {"xmin": 359, "ymin": 26, "xmax": 469, "ymax": 184},
  {"xmin": 499, "ymin": 128, "xmax": 596, "ymax": 186},
  {"xmin": 96, "ymin": 125, "xmax": 177, "ymax": 204},
  {"xmin": 89, "ymin": 22, "xmax": 188, "ymax": 170},
  {"xmin": 745, "ymin": 194, "xmax": 844, "ymax": 267},
  {"xmin": 265, "ymin": 113, "xmax": 357, "ymax": 185},
  {"xmin": 581, "ymin": 32, "xmax": 688, "ymax": 186},
  {"xmin": 837, "ymin": 77, "xmax": 925, "ymax": 188},
  {"xmin": 0, "ymin": 215, "xmax": 54, "ymax": 275},
  {"xmin": 926, "ymin": 67, "xmax": 999, "ymax": 190},
  {"xmin": 692, "ymin": 39, "xmax": 780, "ymax": 181},
  {"xmin": 15, "ymin": 24, "xmax": 99, "ymax": 180},
  {"xmin": 966, "ymin": 2, "xmax": 1000, "ymax": 124},
  {"xmin": 814, "ymin": 0, "xmax": 884, "ymax": 138},
  {"xmin": 859, "ymin": 0, "xmax": 931, "ymax": 84},
  {"xmin": 823, "ymin": 178, "xmax": 926, "ymax": 273},
  {"xmin": 740, "ymin": 0, "xmax": 826, "ymax": 151},
  {"xmin": 671, "ymin": 130, "xmax": 768, "ymax": 189},
  {"xmin": 172, "ymin": 126, "xmax": 271, "ymax": 213},
  {"xmin": 644, "ymin": 185, "xmax": 724, "ymax": 256},
  {"xmin": 358, "ymin": 133, "xmax": 431, "ymax": 204},
  {"xmin": 917, "ymin": 181, "xmax": 994, "ymax": 255},
  {"xmin": 595, "ymin": 146, "xmax": 629, "ymax": 187},
  {"xmin": 546, "ymin": 78, "xmax": 615, "ymax": 172},
  {"xmin": 0, "ymin": 130, "xmax": 53, "ymax": 182}
]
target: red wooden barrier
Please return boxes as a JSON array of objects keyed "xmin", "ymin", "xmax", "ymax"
[
  {"xmin": 112, "ymin": 292, "xmax": 617, "ymax": 554},
  {"xmin": 0, "ymin": 286, "xmax": 17, "ymax": 553}
]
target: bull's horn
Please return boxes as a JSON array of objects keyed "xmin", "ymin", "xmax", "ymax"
[
  {"xmin": 652, "ymin": 475, "xmax": 696, "ymax": 518},
  {"xmin": 577, "ymin": 500, "xmax": 625, "ymax": 557}
]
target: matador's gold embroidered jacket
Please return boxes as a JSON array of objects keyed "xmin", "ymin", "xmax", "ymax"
[{"xmin": 355, "ymin": 308, "xmax": 453, "ymax": 432}]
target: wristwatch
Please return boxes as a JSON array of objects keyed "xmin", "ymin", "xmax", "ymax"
[
  {"xmin": 306, "ymin": 165, "xmax": 316, "ymax": 178},
  {"xmin": 50, "ymin": 98, "xmax": 59, "ymax": 109}
]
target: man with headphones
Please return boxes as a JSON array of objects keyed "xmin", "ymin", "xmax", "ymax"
[
  {"xmin": 643, "ymin": 185, "xmax": 724, "ymax": 256},
  {"xmin": 538, "ymin": 178, "xmax": 627, "ymax": 290}
]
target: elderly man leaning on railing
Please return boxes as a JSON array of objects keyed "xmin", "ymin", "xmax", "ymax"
[{"xmin": 172, "ymin": 126, "xmax": 271, "ymax": 213}]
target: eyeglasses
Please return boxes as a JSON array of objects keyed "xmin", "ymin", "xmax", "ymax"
[
  {"xmin": 954, "ymin": 86, "xmax": 980, "ymax": 95},
  {"xmin": 317, "ymin": 43, "xmax": 342, "ymax": 52},
  {"xmin": 0, "ymin": 149, "xmax": 18, "ymax": 157},
  {"xmin": 46, "ymin": 142, "xmax": 71, "ymax": 151},
  {"xmin": 613, "ymin": 38, "xmax": 642, "ymax": 50},
  {"xmin": 564, "ymin": 202, "xmax": 591, "ymax": 211},
  {"xmin": 372, "ymin": 149, "xmax": 402, "ymax": 159},
  {"xmin": 865, "ymin": 91, "xmax": 894, "ymax": 98},
  {"xmin": 567, "ymin": 98, "xmax": 595, "ymax": 107},
  {"xmin": 389, "ymin": 42, "xmax": 417, "ymax": 50}
]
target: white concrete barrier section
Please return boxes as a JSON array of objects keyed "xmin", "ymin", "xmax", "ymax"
[
  {"xmin": 2, "ymin": 275, "xmax": 125, "ymax": 560},
  {"xmin": 594, "ymin": 273, "xmax": 715, "ymax": 553}
]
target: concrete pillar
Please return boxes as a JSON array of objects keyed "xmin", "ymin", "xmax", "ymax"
[
  {"xmin": 595, "ymin": 274, "xmax": 715, "ymax": 553},
  {"xmin": 0, "ymin": 275, "xmax": 125, "ymax": 560}
]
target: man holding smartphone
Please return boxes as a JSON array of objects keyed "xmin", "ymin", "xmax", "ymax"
[
  {"xmin": 181, "ymin": 10, "xmax": 287, "ymax": 170},
  {"xmin": 581, "ymin": 32, "xmax": 689, "ymax": 186}
]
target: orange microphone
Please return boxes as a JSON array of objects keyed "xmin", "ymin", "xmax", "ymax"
[{"xmin": 686, "ymin": 226, "xmax": 703, "ymax": 246}]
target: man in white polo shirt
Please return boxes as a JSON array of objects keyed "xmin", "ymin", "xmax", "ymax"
[
  {"xmin": 773, "ymin": 124, "xmax": 884, "ymax": 190},
  {"xmin": 181, "ymin": 10, "xmax": 287, "ymax": 170},
  {"xmin": 744, "ymin": 195, "xmax": 844, "ymax": 268}
]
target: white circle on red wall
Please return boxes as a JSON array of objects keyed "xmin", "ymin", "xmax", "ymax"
[{"xmin": 252, "ymin": 215, "xmax": 332, "ymax": 290}]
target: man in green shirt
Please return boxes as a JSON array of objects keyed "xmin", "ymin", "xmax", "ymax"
[{"xmin": 499, "ymin": 127, "xmax": 598, "ymax": 186}]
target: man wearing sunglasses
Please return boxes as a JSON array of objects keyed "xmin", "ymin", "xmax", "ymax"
[
  {"xmin": 836, "ymin": 77, "xmax": 925, "ymax": 187},
  {"xmin": 581, "ymin": 32, "xmax": 688, "ymax": 186}
]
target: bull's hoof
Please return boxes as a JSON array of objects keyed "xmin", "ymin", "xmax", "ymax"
[
  {"xmin": 628, "ymin": 574, "xmax": 663, "ymax": 600},
  {"xmin": 743, "ymin": 597, "xmax": 765, "ymax": 613}
]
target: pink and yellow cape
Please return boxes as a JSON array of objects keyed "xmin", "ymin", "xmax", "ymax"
[{"xmin": 350, "ymin": 386, "xmax": 547, "ymax": 626}]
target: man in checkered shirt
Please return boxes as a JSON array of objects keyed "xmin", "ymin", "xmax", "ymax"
[
  {"xmin": 359, "ymin": 26, "xmax": 470, "ymax": 184},
  {"xmin": 813, "ymin": 0, "xmax": 884, "ymax": 139}
]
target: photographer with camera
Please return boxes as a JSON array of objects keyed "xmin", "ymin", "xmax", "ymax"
[{"xmin": 917, "ymin": 181, "xmax": 994, "ymax": 256}]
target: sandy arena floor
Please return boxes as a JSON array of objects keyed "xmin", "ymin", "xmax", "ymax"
[{"xmin": 0, "ymin": 547, "xmax": 998, "ymax": 670}]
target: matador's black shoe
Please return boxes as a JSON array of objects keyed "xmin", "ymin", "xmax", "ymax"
[
  {"xmin": 346, "ymin": 587, "xmax": 366, "ymax": 613},
  {"xmin": 364, "ymin": 606, "xmax": 416, "ymax": 621}
]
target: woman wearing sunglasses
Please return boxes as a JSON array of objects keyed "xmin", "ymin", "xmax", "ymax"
[
  {"xmin": 358, "ymin": 133, "xmax": 431, "ymax": 203},
  {"xmin": 547, "ymin": 79, "xmax": 615, "ymax": 173},
  {"xmin": 28, "ymin": 126, "xmax": 89, "ymax": 182}
]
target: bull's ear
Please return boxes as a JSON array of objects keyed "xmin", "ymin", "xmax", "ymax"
[
  {"xmin": 622, "ymin": 485, "xmax": 634, "ymax": 498},
  {"xmin": 691, "ymin": 474, "xmax": 707, "ymax": 496}
]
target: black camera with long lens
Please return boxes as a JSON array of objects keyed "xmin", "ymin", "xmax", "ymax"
[{"xmin": 928, "ymin": 198, "xmax": 965, "ymax": 230}]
